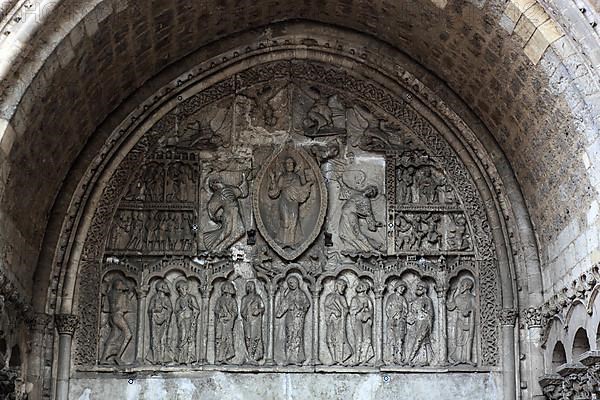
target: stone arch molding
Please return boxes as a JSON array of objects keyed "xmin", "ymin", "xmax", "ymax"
[{"xmin": 48, "ymin": 41, "xmax": 531, "ymax": 399}]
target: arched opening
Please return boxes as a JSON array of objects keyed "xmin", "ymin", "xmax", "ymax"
[
  {"xmin": 572, "ymin": 328, "xmax": 590, "ymax": 360},
  {"xmin": 552, "ymin": 341, "xmax": 567, "ymax": 369}
]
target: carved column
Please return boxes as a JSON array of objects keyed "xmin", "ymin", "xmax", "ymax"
[
  {"xmin": 26, "ymin": 312, "xmax": 52, "ymax": 400},
  {"xmin": 374, "ymin": 283, "xmax": 385, "ymax": 366},
  {"xmin": 200, "ymin": 285, "xmax": 210, "ymax": 364},
  {"xmin": 265, "ymin": 280, "xmax": 276, "ymax": 366},
  {"xmin": 521, "ymin": 306, "xmax": 545, "ymax": 399},
  {"xmin": 499, "ymin": 308, "xmax": 518, "ymax": 400},
  {"xmin": 135, "ymin": 285, "xmax": 149, "ymax": 363},
  {"xmin": 435, "ymin": 285, "xmax": 448, "ymax": 366},
  {"xmin": 309, "ymin": 283, "xmax": 321, "ymax": 365},
  {"xmin": 54, "ymin": 314, "xmax": 79, "ymax": 400}
]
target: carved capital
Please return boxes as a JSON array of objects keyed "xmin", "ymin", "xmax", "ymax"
[
  {"xmin": 521, "ymin": 306, "xmax": 543, "ymax": 328},
  {"xmin": 498, "ymin": 308, "xmax": 518, "ymax": 326},
  {"xmin": 539, "ymin": 374, "xmax": 565, "ymax": 400},
  {"xmin": 55, "ymin": 314, "xmax": 79, "ymax": 336}
]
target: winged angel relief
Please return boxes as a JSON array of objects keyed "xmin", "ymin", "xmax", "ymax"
[{"xmin": 333, "ymin": 170, "xmax": 385, "ymax": 254}]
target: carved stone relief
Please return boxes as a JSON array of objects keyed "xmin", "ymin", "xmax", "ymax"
[{"xmin": 74, "ymin": 60, "xmax": 501, "ymax": 372}]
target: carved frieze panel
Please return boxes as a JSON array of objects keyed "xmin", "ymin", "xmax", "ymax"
[{"xmin": 74, "ymin": 59, "xmax": 502, "ymax": 372}]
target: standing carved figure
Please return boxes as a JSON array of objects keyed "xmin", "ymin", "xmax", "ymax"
[
  {"xmin": 100, "ymin": 278, "xmax": 134, "ymax": 365},
  {"xmin": 147, "ymin": 280, "xmax": 173, "ymax": 363},
  {"xmin": 396, "ymin": 166, "xmax": 416, "ymax": 204},
  {"xmin": 338, "ymin": 185, "xmax": 384, "ymax": 252},
  {"xmin": 276, "ymin": 276, "xmax": 310, "ymax": 365},
  {"xmin": 447, "ymin": 277, "xmax": 476, "ymax": 366},
  {"xmin": 448, "ymin": 214, "xmax": 470, "ymax": 251},
  {"xmin": 396, "ymin": 214, "xmax": 416, "ymax": 251},
  {"xmin": 214, "ymin": 282, "xmax": 238, "ymax": 364},
  {"xmin": 268, "ymin": 157, "xmax": 313, "ymax": 247},
  {"xmin": 324, "ymin": 279, "xmax": 351, "ymax": 365},
  {"xmin": 240, "ymin": 281, "xmax": 265, "ymax": 363},
  {"xmin": 126, "ymin": 211, "xmax": 146, "ymax": 250},
  {"xmin": 407, "ymin": 282, "xmax": 434, "ymax": 366},
  {"xmin": 350, "ymin": 280, "xmax": 374, "ymax": 365},
  {"xmin": 174, "ymin": 280, "xmax": 200, "ymax": 364},
  {"xmin": 417, "ymin": 167, "xmax": 437, "ymax": 204},
  {"xmin": 386, "ymin": 281, "xmax": 409, "ymax": 365},
  {"xmin": 204, "ymin": 174, "xmax": 249, "ymax": 252}
]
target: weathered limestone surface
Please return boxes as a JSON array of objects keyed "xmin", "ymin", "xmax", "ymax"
[{"xmin": 69, "ymin": 372, "xmax": 501, "ymax": 400}]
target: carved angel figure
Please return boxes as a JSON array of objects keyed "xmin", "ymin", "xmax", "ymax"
[
  {"xmin": 324, "ymin": 279, "xmax": 352, "ymax": 365},
  {"xmin": 268, "ymin": 157, "xmax": 313, "ymax": 247},
  {"xmin": 203, "ymin": 174, "xmax": 249, "ymax": 253},
  {"xmin": 447, "ymin": 277, "xmax": 476, "ymax": 366},
  {"xmin": 214, "ymin": 282, "xmax": 238, "ymax": 364},
  {"xmin": 338, "ymin": 182, "xmax": 384, "ymax": 253},
  {"xmin": 240, "ymin": 281, "xmax": 265, "ymax": 363},
  {"xmin": 301, "ymin": 87, "xmax": 346, "ymax": 137},
  {"xmin": 276, "ymin": 276, "xmax": 310, "ymax": 365}
]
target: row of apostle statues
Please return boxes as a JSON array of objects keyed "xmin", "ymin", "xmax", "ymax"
[{"xmin": 97, "ymin": 271, "xmax": 478, "ymax": 368}]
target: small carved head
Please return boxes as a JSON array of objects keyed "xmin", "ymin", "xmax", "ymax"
[
  {"xmin": 176, "ymin": 280, "xmax": 190, "ymax": 295},
  {"xmin": 286, "ymin": 276, "xmax": 300, "ymax": 290},
  {"xmin": 394, "ymin": 281, "xmax": 407, "ymax": 295},
  {"xmin": 415, "ymin": 282, "xmax": 427, "ymax": 296},
  {"xmin": 356, "ymin": 280, "xmax": 370, "ymax": 294},
  {"xmin": 221, "ymin": 282, "xmax": 236, "ymax": 296},
  {"xmin": 155, "ymin": 280, "xmax": 170, "ymax": 295},
  {"xmin": 245, "ymin": 281, "xmax": 256, "ymax": 294},
  {"xmin": 460, "ymin": 277, "xmax": 474, "ymax": 292},
  {"xmin": 335, "ymin": 279, "xmax": 348, "ymax": 294},
  {"xmin": 284, "ymin": 157, "xmax": 296, "ymax": 172},
  {"xmin": 208, "ymin": 176, "xmax": 224, "ymax": 191},
  {"xmin": 112, "ymin": 278, "xmax": 128, "ymax": 292},
  {"xmin": 364, "ymin": 185, "xmax": 378, "ymax": 198}
]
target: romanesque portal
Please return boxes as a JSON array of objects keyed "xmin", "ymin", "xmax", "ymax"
[{"xmin": 69, "ymin": 58, "xmax": 506, "ymax": 398}]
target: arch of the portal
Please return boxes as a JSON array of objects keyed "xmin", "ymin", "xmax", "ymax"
[{"xmin": 31, "ymin": 25, "xmax": 538, "ymax": 400}]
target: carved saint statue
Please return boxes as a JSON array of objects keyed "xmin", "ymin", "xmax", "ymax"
[
  {"xmin": 204, "ymin": 174, "xmax": 249, "ymax": 252},
  {"xmin": 385, "ymin": 281, "xmax": 409, "ymax": 365},
  {"xmin": 338, "ymin": 184, "xmax": 384, "ymax": 252},
  {"xmin": 240, "ymin": 281, "xmax": 265, "ymax": 363},
  {"xmin": 214, "ymin": 281, "xmax": 238, "ymax": 364},
  {"xmin": 406, "ymin": 281, "xmax": 434, "ymax": 366},
  {"xmin": 276, "ymin": 276, "xmax": 310, "ymax": 365},
  {"xmin": 268, "ymin": 157, "xmax": 313, "ymax": 247},
  {"xmin": 100, "ymin": 278, "xmax": 134, "ymax": 365},
  {"xmin": 174, "ymin": 280, "xmax": 200, "ymax": 364},
  {"xmin": 324, "ymin": 279, "xmax": 351, "ymax": 365},
  {"xmin": 147, "ymin": 280, "xmax": 173, "ymax": 363},
  {"xmin": 350, "ymin": 280, "xmax": 374, "ymax": 365},
  {"xmin": 447, "ymin": 277, "xmax": 476, "ymax": 366},
  {"xmin": 396, "ymin": 166, "xmax": 416, "ymax": 204}
]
